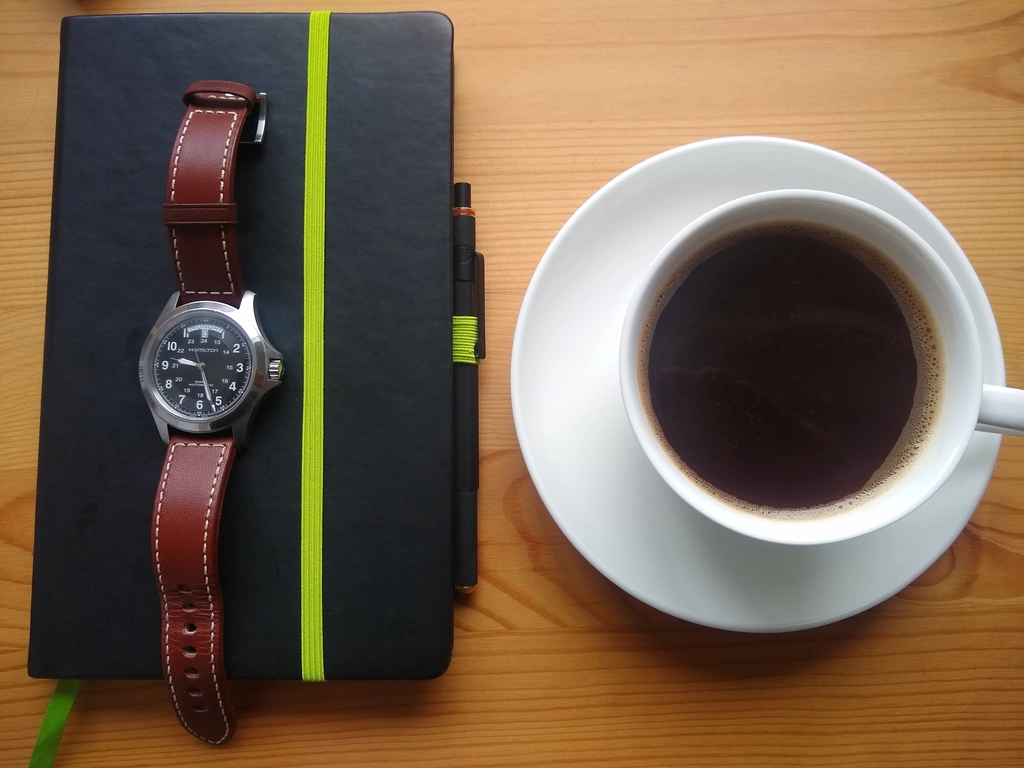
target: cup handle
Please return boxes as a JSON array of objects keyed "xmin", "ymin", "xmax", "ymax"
[{"xmin": 977, "ymin": 384, "xmax": 1024, "ymax": 436}]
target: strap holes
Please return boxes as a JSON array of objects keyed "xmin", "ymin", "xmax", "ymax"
[
  {"xmin": 184, "ymin": 667, "xmax": 200, "ymax": 679},
  {"xmin": 177, "ymin": 584, "xmax": 193, "ymax": 593},
  {"xmin": 182, "ymin": 602, "xmax": 197, "ymax": 612},
  {"xmin": 183, "ymin": 622, "xmax": 197, "ymax": 635},
  {"xmin": 183, "ymin": 645, "xmax": 197, "ymax": 658},
  {"xmin": 193, "ymin": 704, "xmax": 208, "ymax": 714},
  {"xmin": 187, "ymin": 687, "xmax": 203, "ymax": 698}
]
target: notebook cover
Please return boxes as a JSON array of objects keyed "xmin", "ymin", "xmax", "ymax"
[{"xmin": 29, "ymin": 12, "xmax": 454, "ymax": 680}]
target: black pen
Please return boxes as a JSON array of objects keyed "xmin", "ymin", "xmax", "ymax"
[{"xmin": 453, "ymin": 182, "xmax": 484, "ymax": 594}]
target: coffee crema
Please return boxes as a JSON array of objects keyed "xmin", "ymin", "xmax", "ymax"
[{"xmin": 639, "ymin": 221, "xmax": 943, "ymax": 518}]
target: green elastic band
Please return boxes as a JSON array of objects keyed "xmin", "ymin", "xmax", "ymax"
[
  {"xmin": 300, "ymin": 9, "xmax": 331, "ymax": 683},
  {"xmin": 28, "ymin": 680, "xmax": 81, "ymax": 768},
  {"xmin": 453, "ymin": 316, "xmax": 479, "ymax": 364}
]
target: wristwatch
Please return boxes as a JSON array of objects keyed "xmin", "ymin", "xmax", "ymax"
[{"xmin": 138, "ymin": 81, "xmax": 280, "ymax": 745}]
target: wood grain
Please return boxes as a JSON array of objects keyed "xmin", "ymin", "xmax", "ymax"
[{"xmin": 2, "ymin": 0, "xmax": 1023, "ymax": 765}]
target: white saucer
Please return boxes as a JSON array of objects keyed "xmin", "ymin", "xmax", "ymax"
[{"xmin": 511, "ymin": 137, "xmax": 1005, "ymax": 632}]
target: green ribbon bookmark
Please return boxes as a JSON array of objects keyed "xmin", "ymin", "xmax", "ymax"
[
  {"xmin": 28, "ymin": 680, "xmax": 81, "ymax": 768},
  {"xmin": 301, "ymin": 9, "xmax": 331, "ymax": 683}
]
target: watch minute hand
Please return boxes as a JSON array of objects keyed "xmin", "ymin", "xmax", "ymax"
[{"xmin": 194, "ymin": 352, "xmax": 215, "ymax": 406}]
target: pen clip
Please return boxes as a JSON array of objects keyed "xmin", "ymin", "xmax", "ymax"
[{"xmin": 475, "ymin": 251, "xmax": 486, "ymax": 360}]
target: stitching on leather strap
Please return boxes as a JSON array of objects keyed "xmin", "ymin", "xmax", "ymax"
[
  {"xmin": 203, "ymin": 444, "xmax": 231, "ymax": 744},
  {"xmin": 169, "ymin": 109, "xmax": 239, "ymax": 296},
  {"xmin": 155, "ymin": 442, "xmax": 203, "ymax": 742},
  {"xmin": 155, "ymin": 441, "xmax": 232, "ymax": 744}
]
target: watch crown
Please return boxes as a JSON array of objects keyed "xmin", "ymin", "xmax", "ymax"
[{"xmin": 268, "ymin": 359, "xmax": 284, "ymax": 381}]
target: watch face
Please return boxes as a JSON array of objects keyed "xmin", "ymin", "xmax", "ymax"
[{"xmin": 152, "ymin": 314, "xmax": 254, "ymax": 419}]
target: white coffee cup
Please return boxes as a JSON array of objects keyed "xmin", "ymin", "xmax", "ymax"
[{"xmin": 619, "ymin": 189, "xmax": 1024, "ymax": 546}]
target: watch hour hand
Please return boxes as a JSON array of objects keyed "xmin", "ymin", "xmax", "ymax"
[{"xmin": 176, "ymin": 357, "xmax": 198, "ymax": 367}]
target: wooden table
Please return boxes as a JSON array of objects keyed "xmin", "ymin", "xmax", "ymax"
[{"xmin": 3, "ymin": 1, "xmax": 1023, "ymax": 765}]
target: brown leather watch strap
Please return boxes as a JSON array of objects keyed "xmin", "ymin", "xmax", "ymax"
[
  {"xmin": 151, "ymin": 436, "xmax": 238, "ymax": 744},
  {"xmin": 164, "ymin": 81, "xmax": 258, "ymax": 307}
]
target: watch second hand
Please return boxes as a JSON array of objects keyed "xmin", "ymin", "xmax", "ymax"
[{"xmin": 194, "ymin": 351, "xmax": 215, "ymax": 408}]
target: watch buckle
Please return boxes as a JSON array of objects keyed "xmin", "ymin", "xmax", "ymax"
[{"xmin": 241, "ymin": 93, "xmax": 267, "ymax": 145}]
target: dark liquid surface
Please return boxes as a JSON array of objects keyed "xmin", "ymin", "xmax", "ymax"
[{"xmin": 645, "ymin": 225, "xmax": 925, "ymax": 511}]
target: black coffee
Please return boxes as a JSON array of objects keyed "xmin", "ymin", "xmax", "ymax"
[{"xmin": 641, "ymin": 222, "xmax": 941, "ymax": 516}]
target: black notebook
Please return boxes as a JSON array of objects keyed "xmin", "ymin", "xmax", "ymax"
[{"xmin": 29, "ymin": 12, "xmax": 454, "ymax": 680}]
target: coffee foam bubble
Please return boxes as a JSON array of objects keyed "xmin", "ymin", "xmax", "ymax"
[{"xmin": 637, "ymin": 221, "xmax": 945, "ymax": 520}]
